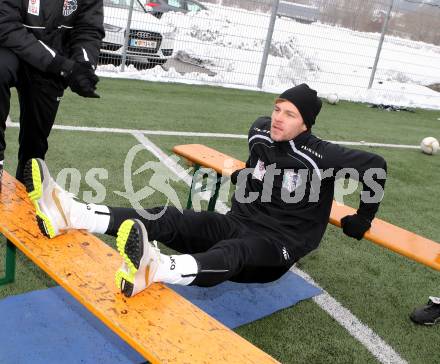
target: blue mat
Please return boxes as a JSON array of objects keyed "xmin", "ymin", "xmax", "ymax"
[
  {"xmin": 0, "ymin": 287, "xmax": 145, "ymax": 364},
  {"xmin": 0, "ymin": 272, "xmax": 320, "ymax": 363},
  {"xmin": 170, "ymin": 271, "xmax": 321, "ymax": 329}
]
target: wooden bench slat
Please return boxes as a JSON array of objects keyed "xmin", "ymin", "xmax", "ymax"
[
  {"xmin": 173, "ymin": 144, "xmax": 440, "ymax": 271},
  {"xmin": 330, "ymin": 202, "xmax": 440, "ymax": 270},
  {"xmin": 0, "ymin": 172, "xmax": 279, "ymax": 364},
  {"xmin": 173, "ymin": 144, "xmax": 245, "ymax": 176}
]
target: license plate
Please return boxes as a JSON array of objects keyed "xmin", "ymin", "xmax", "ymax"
[{"xmin": 130, "ymin": 38, "xmax": 157, "ymax": 48}]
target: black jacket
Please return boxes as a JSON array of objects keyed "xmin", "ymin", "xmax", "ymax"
[
  {"xmin": 0, "ymin": 0, "xmax": 104, "ymax": 72},
  {"xmin": 229, "ymin": 117, "xmax": 387, "ymax": 260}
]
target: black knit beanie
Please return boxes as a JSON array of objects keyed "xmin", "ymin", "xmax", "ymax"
[{"xmin": 278, "ymin": 83, "xmax": 322, "ymax": 129}]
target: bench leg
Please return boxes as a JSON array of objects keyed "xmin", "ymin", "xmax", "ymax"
[
  {"xmin": 207, "ymin": 173, "xmax": 222, "ymax": 212},
  {"xmin": 187, "ymin": 166, "xmax": 222, "ymax": 212},
  {"xmin": 0, "ymin": 239, "xmax": 16, "ymax": 285},
  {"xmin": 186, "ymin": 164, "xmax": 201, "ymax": 209}
]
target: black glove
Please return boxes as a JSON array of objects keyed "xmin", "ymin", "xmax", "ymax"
[
  {"xmin": 67, "ymin": 62, "xmax": 100, "ymax": 98},
  {"xmin": 47, "ymin": 54, "xmax": 75, "ymax": 77},
  {"xmin": 340, "ymin": 213, "xmax": 371, "ymax": 240},
  {"xmin": 48, "ymin": 55, "xmax": 100, "ymax": 98}
]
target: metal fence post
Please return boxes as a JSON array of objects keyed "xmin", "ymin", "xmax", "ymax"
[
  {"xmin": 121, "ymin": 0, "xmax": 135, "ymax": 72},
  {"xmin": 368, "ymin": 0, "xmax": 394, "ymax": 89},
  {"xmin": 257, "ymin": 0, "xmax": 280, "ymax": 89}
]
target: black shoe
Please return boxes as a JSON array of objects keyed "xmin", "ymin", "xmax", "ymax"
[{"xmin": 410, "ymin": 297, "xmax": 440, "ymax": 325}]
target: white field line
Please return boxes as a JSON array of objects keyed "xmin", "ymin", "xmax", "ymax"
[
  {"xmin": 132, "ymin": 132, "xmax": 407, "ymax": 364},
  {"xmin": 6, "ymin": 119, "xmax": 419, "ymax": 149},
  {"xmin": 131, "ymin": 132, "xmax": 229, "ymax": 214},
  {"xmin": 6, "ymin": 120, "xmax": 246, "ymax": 140},
  {"xmin": 329, "ymin": 141, "xmax": 419, "ymax": 149},
  {"xmin": 292, "ymin": 267, "xmax": 407, "ymax": 364}
]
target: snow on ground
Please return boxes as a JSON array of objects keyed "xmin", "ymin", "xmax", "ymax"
[{"xmin": 97, "ymin": 3, "xmax": 440, "ymax": 110}]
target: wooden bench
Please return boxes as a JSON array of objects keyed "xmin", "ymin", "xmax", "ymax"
[
  {"xmin": 0, "ymin": 171, "xmax": 279, "ymax": 363},
  {"xmin": 172, "ymin": 143, "xmax": 440, "ymax": 271}
]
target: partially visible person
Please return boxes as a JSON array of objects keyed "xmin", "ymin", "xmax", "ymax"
[
  {"xmin": 410, "ymin": 297, "xmax": 440, "ymax": 325},
  {"xmin": 0, "ymin": 0, "xmax": 104, "ymax": 181}
]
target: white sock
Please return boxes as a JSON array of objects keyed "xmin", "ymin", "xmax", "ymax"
[
  {"xmin": 69, "ymin": 201, "xmax": 111, "ymax": 234},
  {"xmin": 154, "ymin": 254, "xmax": 198, "ymax": 286}
]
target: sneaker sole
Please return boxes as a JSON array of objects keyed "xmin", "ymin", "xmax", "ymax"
[
  {"xmin": 23, "ymin": 159, "xmax": 55, "ymax": 239},
  {"xmin": 410, "ymin": 313, "xmax": 440, "ymax": 326},
  {"xmin": 115, "ymin": 220, "xmax": 145, "ymax": 297},
  {"xmin": 418, "ymin": 317, "xmax": 440, "ymax": 326}
]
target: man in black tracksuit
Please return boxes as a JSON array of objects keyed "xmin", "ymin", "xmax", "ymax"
[
  {"xmin": 0, "ymin": 0, "xmax": 104, "ymax": 180},
  {"xmin": 26, "ymin": 84, "xmax": 387, "ymax": 298}
]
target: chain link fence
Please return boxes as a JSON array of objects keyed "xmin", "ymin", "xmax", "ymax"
[{"xmin": 98, "ymin": 0, "xmax": 440, "ymax": 108}]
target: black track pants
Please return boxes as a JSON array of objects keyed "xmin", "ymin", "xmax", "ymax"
[
  {"xmin": 108, "ymin": 206, "xmax": 296, "ymax": 287},
  {"xmin": 0, "ymin": 47, "xmax": 64, "ymax": 181}
]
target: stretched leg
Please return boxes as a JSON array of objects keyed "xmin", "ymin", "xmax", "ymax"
[
  {"xmin": 191, "ymin": 235, "xmax": 295, "ymax": 287},
  {"xmin": 115, "ymin": 217, "xmax": 295, "ymax": 296},
  {"xmin": 107, "ymin": 206, "xmax": 242, "ymax": 254},
  {"xmin": 23, "ymin": 158, "xmax": 241, "ymax": 247},
  {"xmin": 108, "ymin": 208, "xmax": 249, "ymax": 295},
  {"xmin": 23, "ymin": 158, "xmax": 242, "ymax": 251}
]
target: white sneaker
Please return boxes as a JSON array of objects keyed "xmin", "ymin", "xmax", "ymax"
[
  {"xmin": 115, "ymin": 219, "xmax": 162, "ymax": 297},
  {"xmin": 23, "ymin": 158, "xmax": 77, "ymax": 238}
]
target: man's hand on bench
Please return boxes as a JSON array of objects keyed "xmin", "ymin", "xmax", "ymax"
[{"xmin": 340, "ymin": 214, "xmax": 371, "ymax": 240}]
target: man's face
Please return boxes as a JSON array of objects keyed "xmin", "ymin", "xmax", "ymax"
[{"xmin": 270, "ymin": 100, "xmax": 307, "ymax": 142}]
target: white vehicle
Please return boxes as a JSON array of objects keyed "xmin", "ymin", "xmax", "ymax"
[
  {"xmin": 101, "ymin": 0, "xmax": 176, "ymax": 67},
  {"xmin": 277, "ymin": 2, "xmax": 319, "ymax": 24}
]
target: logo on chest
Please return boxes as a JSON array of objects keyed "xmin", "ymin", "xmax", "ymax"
[
  {"xmin": 252, "ymin": 159, "xmax": 266, "ymax": 181},
  {"xmin": 28, "ymin": 0, "xmax": 40, "ymax": 16},
  {"xmin": 282, "ymin": 170, "xmax": 302, "ymax": 193},
  {"xmin": 63, "ymin": 0, "xmax": 78, "ymax": 16}
]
